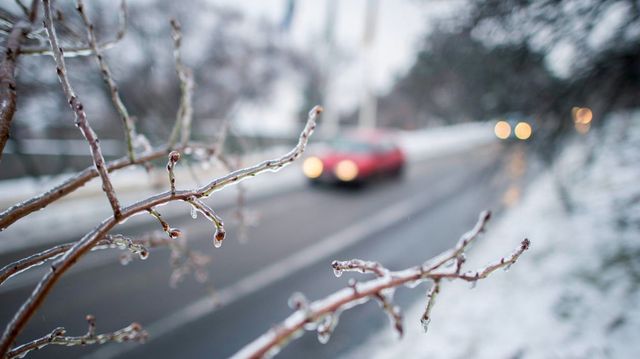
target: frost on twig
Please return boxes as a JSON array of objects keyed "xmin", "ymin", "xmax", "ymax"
[
  {"xmin": 43, "ymin": 0, "xmax": 122, "ymax": 218},
  {"xmin": 7, "ymin": 315, "xmax": 147, "ymax": 359},
  {"xmin": 232, "ymin": 211, "xmax": 531, "ymax": 359}
]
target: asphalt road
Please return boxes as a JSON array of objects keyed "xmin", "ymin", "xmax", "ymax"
[{"xmin": 0, "ymin": 142, "xmax": 524, "ymax": 359}]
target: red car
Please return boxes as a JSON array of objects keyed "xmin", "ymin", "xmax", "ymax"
[{"xmin": 302, "ymin": 131, "xmax": 405, "ymax": 184}]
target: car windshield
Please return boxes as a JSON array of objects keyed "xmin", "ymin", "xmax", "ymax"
[{"xmin": 329, "ymin": 139, "xmax": 375, "ymax": 153}]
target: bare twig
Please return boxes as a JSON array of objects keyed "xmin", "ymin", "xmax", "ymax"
[
  {"xmin": 231, "ymin": 213, "xmax": 530, "ymax": 359},
  {"xmin": 0, "ymin": 106, "xmax": 322, "ymax": 357},
  {"xmin": 13, "ymin": 0, "xmax": 30, "ymax": 18},
  {"xmin": 7, "ymin": 315, "xmax": 147, "ymax": 359},
  {"xmin": 20, "ymin": 0, "xmax": 127, "ymax": 57},
  {"xmin": 76, "ymin": 0, "xmax": 137, "ymax": 162},
  {"xmin": 167, "ymin": 18, "xmax": 194, "ymax": 148},
  {"xmin": 43, "ymin": 0, "xmax": 122, "ymax": 218}
]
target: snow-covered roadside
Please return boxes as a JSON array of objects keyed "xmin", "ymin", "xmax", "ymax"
[{"xmin": 343, "ymin": 113, "xmax": 640, "ymax": 358}]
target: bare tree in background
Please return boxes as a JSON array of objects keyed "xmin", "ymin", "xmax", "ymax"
[{"xmin": 0, "ymin": 1, "xmax": 530, "ymax": 358}]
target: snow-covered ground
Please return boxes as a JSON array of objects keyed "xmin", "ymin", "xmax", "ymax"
[{"xmin": 344, "ymin": 112, "xmax": 640, "ymax": 358}]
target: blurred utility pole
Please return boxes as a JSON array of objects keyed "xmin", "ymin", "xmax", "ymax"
[
  {"xmin": 321, "ymin": 0, "xmax": 339, "ymax": 137},
  {"xmin": 358, "ymin": 0, "xmax": 379, "ymax": 129}
]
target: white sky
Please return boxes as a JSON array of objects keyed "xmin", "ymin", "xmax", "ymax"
[{"xmin": 210, "ymin": 0, "xmax": 463, "ymax": 133}]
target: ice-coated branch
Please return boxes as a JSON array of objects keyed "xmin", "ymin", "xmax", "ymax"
[
  {"xmin": 420, "ymin": 280, "xmax": 440, "ymax": 332},
  {"xmin": 199, "ymin": 106, "xmax": 323, "ymax": 196},
  {"xmin": 167, "ymin": 150, "xmax": 180, "ymax": 194},
  {"xmin": 167, "ymin": 18, "xmax": 194, "ymax": 148},
  {"xmin": 0, "ymin": 0, "xmax": 38, "ymax": 162},
  {"xmin": 42, "ymin": 0, "xmax": 122, "ymax": 218},
  {"xmin": 7, "ymin": 315, "xmax": 147, "ymax": 359},
  {"xmin": 147, "ymin": 208, "xmax": 181, "ymax": 239},
  {"xmin": 331, "ymin": 259, "xmax": 389, "ymax": 278},
  {"xmin": 76, "ymin": 0, "xmax": 137, "ymax": 162},
  {"xmin": 232, "ymin": 213, "xmax": 530, "ymax": 359},
  {"xmin": 0, "ymin": 105, "xmax": 321, "ymax": 357},
  {"xmin": 422, "ymin": 210, "xmax": 491, "ymax": 272},
  {"xmin": 0, "ymin": 143, "xmax": 216, "ymax": 231},
  {"xmin": 0, "ymin": 234, "xmax": 152, "ymax": 286},
  {"xmin": 20, "ymin": 0, "xmax": 128, "ymax": 57},
  {"xmin": 0, "ymin": 243, "xmax": 70, "ymax": 286},
  {"xmin": 186, "ymin": 196, "xmax": 226, "ymax": 248},
  {"xmin": 373, "ymin": 291, "xmax": 404, "ymax": 337}
]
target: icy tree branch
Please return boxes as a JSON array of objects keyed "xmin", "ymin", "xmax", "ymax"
[
  {"xmin": 0, "ymin": 143, "xmax": 216, "ymax": 231},
  {"xmin": 167, "ymin": 150, "xmax": 180, "ymax": 195},
  {"xmin": 76, "ymin": 0, "xmax": 137, "ymax": 162},
  {"xmin": 0, "ymin": 234, "xmax": 153, "ymax": 287},
  {"xmin": 232, "ymin": 212, "xmax": 530, "ymax": 359},
  {"xmin": 7, "ymin": 315, "xmax": 147, "ymax": 359},
  {"xmin": 42, "ymin": 0, "xmax": 122, "ymax": 218},
  {"xmin": 20, "ymin": 0, "xmax": 128, "ymax": 57},
  {"xmin": 167, "ymin": 18, "xmax": 194, "ymax": 148},
  {"xmin": 0, "ymin": 106, "xmax": 322, "ymax": 357}
]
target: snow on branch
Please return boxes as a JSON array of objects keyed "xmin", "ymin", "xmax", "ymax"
[
  {"xmin": 232, "ymin": 211, "xmax": 530, "ymax": 359},
  {"xmin": 7, "ymin": 315, "xmax": 147, "ymax": 359}
]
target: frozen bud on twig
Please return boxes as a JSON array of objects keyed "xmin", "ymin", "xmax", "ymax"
[
  {"xmin": 213, "ymin": 229, "xmax": 225, "ymax": 248},
  {"xmin": 168, "ymin": 228, "xmax": 182, "ymax": 239},
  {"xmin": 186, "ymin": 197, "xmax": 226, "ymax": 248},
  {"xmin": 169, "ymin": 150, "xmax": 181, "ymax": 163}
]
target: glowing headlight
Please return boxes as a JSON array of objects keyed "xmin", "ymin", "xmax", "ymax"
[
  {"xmin": 514, "ymin": 122, "xmax": 532, "ymax": 140},
  {"xmin": 303, "ymin": 157, "xmax": 323, "ymax": 179},
  {"xmin": 494, "ymin": 121, "xmax": 511, "ymax": 140},
  {"xmin": 335, "ymin": 160, "xmax": 358, "ymax": 182}
]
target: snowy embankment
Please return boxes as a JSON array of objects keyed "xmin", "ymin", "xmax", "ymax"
[
  {"xmin": 0, "ymin": 122, "xmax": 495, "ymax": 253},
  {"xmin": 344, "ymin": 113, "xmax": 640, "ymax": 358}
]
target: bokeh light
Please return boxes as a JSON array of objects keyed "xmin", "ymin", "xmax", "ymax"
[
  {"xmin": 494, "ymin": 121, "xmax": 511, "ymax": 140},
  {"xmin": 514, "ymin": 122, "xmax": 532, "ymax": 140}
]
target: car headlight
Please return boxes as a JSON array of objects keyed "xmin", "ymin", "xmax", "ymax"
[
  {"xmin": 494, "ymin": 120, "xmax": 511, "ymax": 140},
  {"xmin": 303, "ymin": 157, "xmax": 323, "ymax": 179},
  {"xmin": 514, "ymin": 122, "xmax": 532, "ymax": 140},
  {"xmin": 335, "ymin": 160, "xmax": 358, "ymax": 182}
]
